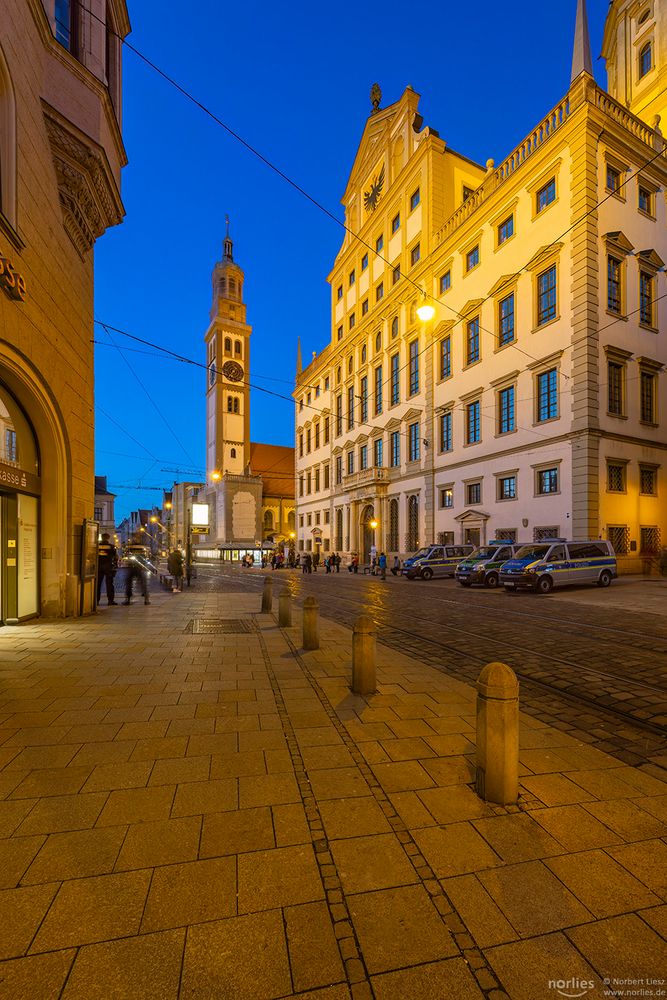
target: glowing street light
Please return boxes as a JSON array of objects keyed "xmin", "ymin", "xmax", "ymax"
[
  {"xmin": 416, "ymin": 302, "xmax": 435, "ymax": 322},
  {"xmin": 211, "ymin": 471, "xmax": 221, "ymax": 482}
]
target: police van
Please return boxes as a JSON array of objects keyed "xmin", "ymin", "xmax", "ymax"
[
  {"xmin": 500, "ymin": 539, "xmax": 617, "ymax": 594},
  {"xmin": 455, "ymin": 541, "xmax": 521, "ymax": 589},
  {"xmin": 403, "ymin": 544, "xmax": 474, "ymax": 580}
]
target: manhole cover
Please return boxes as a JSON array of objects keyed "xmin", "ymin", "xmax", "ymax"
[{"xmin": 185, "ymin": 619, "xmax": 254, "ymax": 634}]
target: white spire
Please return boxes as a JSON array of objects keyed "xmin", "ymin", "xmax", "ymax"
[{"xmin": 571, "ymin": 0, "xmax": 593, "ymax": 82}]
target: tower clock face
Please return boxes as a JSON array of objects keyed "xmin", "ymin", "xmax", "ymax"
[{"xmin": 222, "ymin": 360, "xmax": 244, "ymax": 382}]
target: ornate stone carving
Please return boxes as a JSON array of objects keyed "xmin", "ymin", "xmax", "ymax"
[{"xmin": 42, "ymin": 102, "xmax": 124, "ymax": 257}]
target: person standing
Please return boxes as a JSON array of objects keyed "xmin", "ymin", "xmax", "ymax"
[
  {"xmin": 123, "ymin": 542, "xmax": 151, "ymax": 605},
  {"xmin": 167, "ymin": 548, "xmax": 184, "ymax": 592},
  {"xmin": 305, "ymin": 552, "xmax": 312, "ymax": 574},
  {"xmin": 97, "ymin": 533, "xmax": 118, "ymax": 606},
  {"xmin": 379, "ymin": 551, "xmax": 387, "ymax": 581}
]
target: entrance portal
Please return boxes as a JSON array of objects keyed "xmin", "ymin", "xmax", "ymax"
[{"xmin": 360, "ymin": 504, "xmax": 375, "ymax": 562}]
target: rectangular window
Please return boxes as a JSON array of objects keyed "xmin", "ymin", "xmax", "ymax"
[
  {"xmin": 374, "ymin": 438, "xmax": 383, "ymax": 467},
  {"xmin": 298, "ymin": 433, "xmax": 303, "ymax": 458},
  {"xmin": 335, "ymin": 395, "xmax": 342, "ymax": 436},
  {"xmin": 374, "ymin": 365, "xmax": 383, "ymax": 415},
  {"xmin": 463, "ymin": 186, "xmax": 474, "ymax": 202},
  {"xmin": 498, "ymin": 215, "xmax": 514, "ymax": 245},
  {"xmin": 376, "ymin": 282, "xmax": 384, "ymax": 302},
  {"xmin": 360, "ymin": 445, "xmax": 368, "ymax": 471},
  {"xmin": 536, "ymin": 178, "xmax": 556, "ymax": 213},
  {"xmin": 324, "ymin": 510, "xmax": 330, "ymax": 524},
  {"xmin": 410, "ymin": 188, "xmax": 420, "ymax": 211},
  {"xmin": 315, "ymin": 468, "xmax": 320, "ymax": 492},
  {"xmin": 466, "ymin": 245, "xmax": 480, "ymax": 271},
  {"xmin": 324, "ymin": 376, "xmax": 330, "ymax": 390},
  {"xmin": 349, "ymin": 313, "xmax": 356, "ymax": 330},
  {"xmin": 640, "ymin": 466, "xmax": 657, "ymax": 495},
  {"xmin": 376, "ymin": 234, "xmax": 384, "ymax": 253},
  {"xmin": 498, "ymin": 385, "xmax": 516, "ymax": 434},
  {"xmin": 607, "ymin": 361, "xmax": 624, "ymax": 416},
  {"xmin": 360, "ymin": 376, "xmax": 368, "ymax": 423},
  {"xmin": 607, "ymin": 256, "xmax": 622, "ymax": 314},
  {"xmin": 324, "ymin": 463, "xmax": 330, "ymax": 488},
  {"xmin": 640, "ymin": 370, "xmax": 656, "ymax": 423},
  {"xmin": 408, "ymin": 422, "xmax": 420, "ymax": 462},
  {"xmin": 306, "ymin": 472, "xmax": 311, "ymax": 495},
  {"xmin": 391, "ymin": 213, "xmax": 400, "ymax": 233},
  {"xmin": 409, "ymin": 340, "xmax": 419, "ymax": 395},
  {"xmin": 410, "ymin": 244, "xmax": 420, "ymax": 266},
  {"xmin": 537, "ymin": 468, "xmax": 558, "ymax": 495},
  {"xmin": 498, "ymin": 475, "xmax": 516, "ymax": 500},
  {"xmin": 390, "ymin": 354, "xmax": 400, "ymax": 405},
  {"xmin": 638, "ymin": 186, "xmax": 653, "ymax": 215},
  {"xmin": 640, "ymin": 271, "xmax": 654, "ymax": 326},
  {"xmin": 607, "ymin": 525, "xmax": 629, "ymax": 555},
  {"xmin": 606, "ymin": 165, "xmax": 621, "ymax": 193},
  {"xmin": 640, "ymin": 526, "xmax": 661, "ymax": 555},
  {"xmin": 440, "ymin": 335, "xmax": 451, "ymax": 379},
  {"xmin": 362, "ymin": 298, "xmax": 369, "ymax": 316},
  {"xmin": 607, "ymin": 462, "xmax": 626, "ymax": 492},
  {"xmin": 324, "ymin": 416, "xmax": 330, "ymax": 443},
  {"xmin": 439, "ymin": 270, "xmax": 451, "ymax": 295},
  {"xmin": 347, "ymin": 451, "xmax": 354, "ymax": 475},
  {"xmin": 337, "ymin": 285, "xmax": 343, "ymax": 300},
  {"xmin": 299, "ymin": 476, "xmax": 304, "ymax": 497},
  {"xmin": 440, "ymin": 487, "xmax": 453, "ymax": 509},
  {"xmin": 361, "ymin": 253, "xmax": 369, "ymax": 271},
  {"xmin": 335, "ymin": 456, "xmax": 342, "ymax": 484},
  {"xmin": 466, "ymin": 401, "xmax": 481, "ymax": 444},
  {"xmin": 392, "ymin": 264, "xmax": 401, "ymax": 285},
  {"xmin": 347, "ymin": 385, "xmax": 355, "ymax": 430},
  {"xmin": 466, "ymin": 317, "xmax": 480, "ymax": 365},
  {"xmin": 349, "ymin": 269, "xmax": 355, "ymax": 286},
  {"xmin": 537, "ymin": 264, "xmax": 557, "ymax": 325},
  {"xmin": 55, "ymin": 0, "xmax": 80, "ymax": 54},
  {"xmin": 537, "ymin": 368, "xmax": 558, "ymax": 422},
  {"xmin": 440, "ymin": 411, "xmax": 452, "ymax": 452},
  {"xmin": 498, "ymin": 293, "xmax": 515, "ymax": 346},
  {"xmin": 390, "ymin": 430, "xmax": 400, "ymax": 467},
  {"xmin": 467, "ymin": 482, "xmax": 481, "ymax": 505},
  {"xmin": 306, "ymin": 428, "xmax": 311, "ymax": 453}
]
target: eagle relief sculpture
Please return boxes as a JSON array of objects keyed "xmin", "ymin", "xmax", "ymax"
[{"xmin": 364, "ymin": 164, "xmax": 385, "ymax": 213}]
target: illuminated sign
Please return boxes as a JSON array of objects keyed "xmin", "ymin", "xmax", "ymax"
[
  {"xmin": 191, "ymin": 503, "xmax": 210, "ymax": 530},
  {"xmin": 0, "ymin": 255, "xmax": 27, "ymax": 301}
]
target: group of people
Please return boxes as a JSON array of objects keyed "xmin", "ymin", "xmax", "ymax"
[{"xmin": 96, "ymin": 533, "xmax": 152, "ymax": 606}]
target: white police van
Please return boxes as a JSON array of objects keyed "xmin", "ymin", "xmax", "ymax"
[{"xmin": 500, "ymin": 539, "xmax": 617, "ymax": 594}]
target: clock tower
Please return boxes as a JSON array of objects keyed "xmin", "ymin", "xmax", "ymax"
[{"xmin": 205, "ymin": 221, "xmax": 251, "ymax": 479}]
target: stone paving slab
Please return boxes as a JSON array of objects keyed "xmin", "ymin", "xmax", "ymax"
[{"xmin": 0, "ymin": 587, "xmax": 665, "ymax": 998}]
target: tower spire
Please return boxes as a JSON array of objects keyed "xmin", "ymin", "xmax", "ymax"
[
  {"xmin": 223, "ymin": 215, "xmax": 233, "ymax": 262},
  {"xmin": 571, "ymin": 0, "xmax": 593, "ymax": 83},
  {"xmin": 296, "ymin": 336, "xmax": 303, "ymax": 376}
]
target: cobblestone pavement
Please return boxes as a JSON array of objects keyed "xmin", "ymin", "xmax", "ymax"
[
  {"xmin": 195, "ymin": 566, "xmax": 667, "ymax": 769},
  {"xmin": 0, "ymin": 586, "xmax": 665, "ymax": 999}
]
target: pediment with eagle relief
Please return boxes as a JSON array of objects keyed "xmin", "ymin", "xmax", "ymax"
[{"xmin": 363, "ymin": 163, "xmax": 385, "ymax": 213}]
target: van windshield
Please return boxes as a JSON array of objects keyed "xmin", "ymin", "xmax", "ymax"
[
  {"xmin": 412, "ymin": 548, "xmax": 432, "ymax": 560},
  {"xmin": 470, "ymin": 546, "xmax": 499, "ymax": 559},
  {"xmin": 514, "ymin": 544, "xmax": 550, "ymax": 560}
]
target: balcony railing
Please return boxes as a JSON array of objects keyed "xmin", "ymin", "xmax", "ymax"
[{"xmin": 343, "ymin": 467, "xmax": 388, "ymax": 488}]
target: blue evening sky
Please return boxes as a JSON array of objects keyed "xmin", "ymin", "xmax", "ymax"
[{"xmin": 94, "ymin": 0, "xmax": 610, "ymax": 520}]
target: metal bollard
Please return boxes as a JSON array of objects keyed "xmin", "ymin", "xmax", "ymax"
[
  {"xmin": 261, "ymin": 575, "xmax": 273, "ymax": 613},
  {"xmin": 278, "ymin": 589, "xmax": 292, "ymax": 627},
  {"xmin": 302, "ymin": 596, "xmax": 319, "ymax": 650},
  {"xmin": 352, "ymin": 615, "xmax": 376, "ymax": 695},
  {"xmin": 475, "ymin": 661, "xmax": 519, "ymax": 805}
]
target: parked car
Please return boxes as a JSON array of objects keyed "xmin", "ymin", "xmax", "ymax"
[
  {"xmin": 404, "ymin": 544, "xmax": 474, "ymax": 580},
  {"xmin": 500, "ymin": 539, "xmax": 617, "ymax": 594},
  {"xmin": 455, "ymin": 542, "xmax": 521, "ymax": 588}
]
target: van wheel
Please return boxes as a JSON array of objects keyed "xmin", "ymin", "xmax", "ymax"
[
  {"xmin": 421, "ymin": 568, "xmax": 433, "ymax": 581},
  {"xmin": 535, "ymin": 575, "xmax": 553, "ymax": 594},
  {"xmin": 597, "ymin": 570, "xmax": 612, "ymax": 588},
  {"xmin": 484, "ymin": 573, "xmax": 499, "ymax": 589}
]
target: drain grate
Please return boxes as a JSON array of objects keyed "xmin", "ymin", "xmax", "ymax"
[{"xmin": 185, "ymin": 618, "xmax": 254, "ymax": 634}]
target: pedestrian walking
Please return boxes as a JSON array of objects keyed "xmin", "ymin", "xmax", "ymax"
[
  {"xmin": 167, "ymin": 548, "xmax": 184, "ymax": 592},
  {"xmin": 391, "ymin": 555, "xmax": 401, "ymax": 576},
  {"xmin": 335, "ymin": 553, "xmax": 341, "ymax": 573},
  {"xmin": 305, "ymin": 553, "xmax": 312, "ymax": 574},
  {"xmin": 379, "ymin": 551, "xmax": 387, "ymax": 580},
  {"xmin": 97, "ymin": 533, "xmax": 118, "ymax": 605},
  {"xmin": 123, "ymin": 542, "xmax": 151, "ymax": 605}
]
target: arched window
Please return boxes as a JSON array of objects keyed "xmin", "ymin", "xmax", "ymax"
[
  {"xmin": 230, "ymin": 447, "xmax": 236, "ymax": 458},
  {"xmin": 263, "ymin": 509, "xmax": 274, "ymax": 530},
  {"xmin": 335, "ymin": 508, "xmax": 343, "ymax": 551},
  {"xmin": 234, "ymin": 340, "xmax": 242, "ymax": 356},
  {"xmin": 406, "ymin": 495, "xmax": 419, "ymax": 552},
  {"xmin": 347, "ymin": 356, "xmax": 353, "ymax": 374},
  {"xmin": 388, "ymin": 498, "xmax": 399, "ymax": 552},
  {"xmin": 336, "ymin": 367, "xmax": 342, "ymax": 385},
  {"xmin": 0, "ymin": 42, "xmax": 17, "ymax": 228},
  {"xmin": 233, "ymin": 398, "xmax": 239, "ymax": 413},
  {"xmin": 639, "ymin": 41, "xmax": 652, "ymax": 78},
  {"xmin": 228, "ymin": 278, "xmax": 236, "ymax": 297},
  {"xmin": 224, "ymin": 337, "xmax": 232, "ymax": 354},
  {"xmin": 391, "ymin": 316, "xmax": 399, "ymax": 339},
  {"xmin": 287, "ymin": 510, "xmax": 295, "ymax": 531},
  {"xmin": 375, "ymin": 332, "xmax": 382, "ymax": 352},
  {"xmin": 227, "ymin": 397, "xmax": 233, "ymax": 412},
  {"xmin": 361, "ymin": 345, "xmax": 367, "ymax": 364}
]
